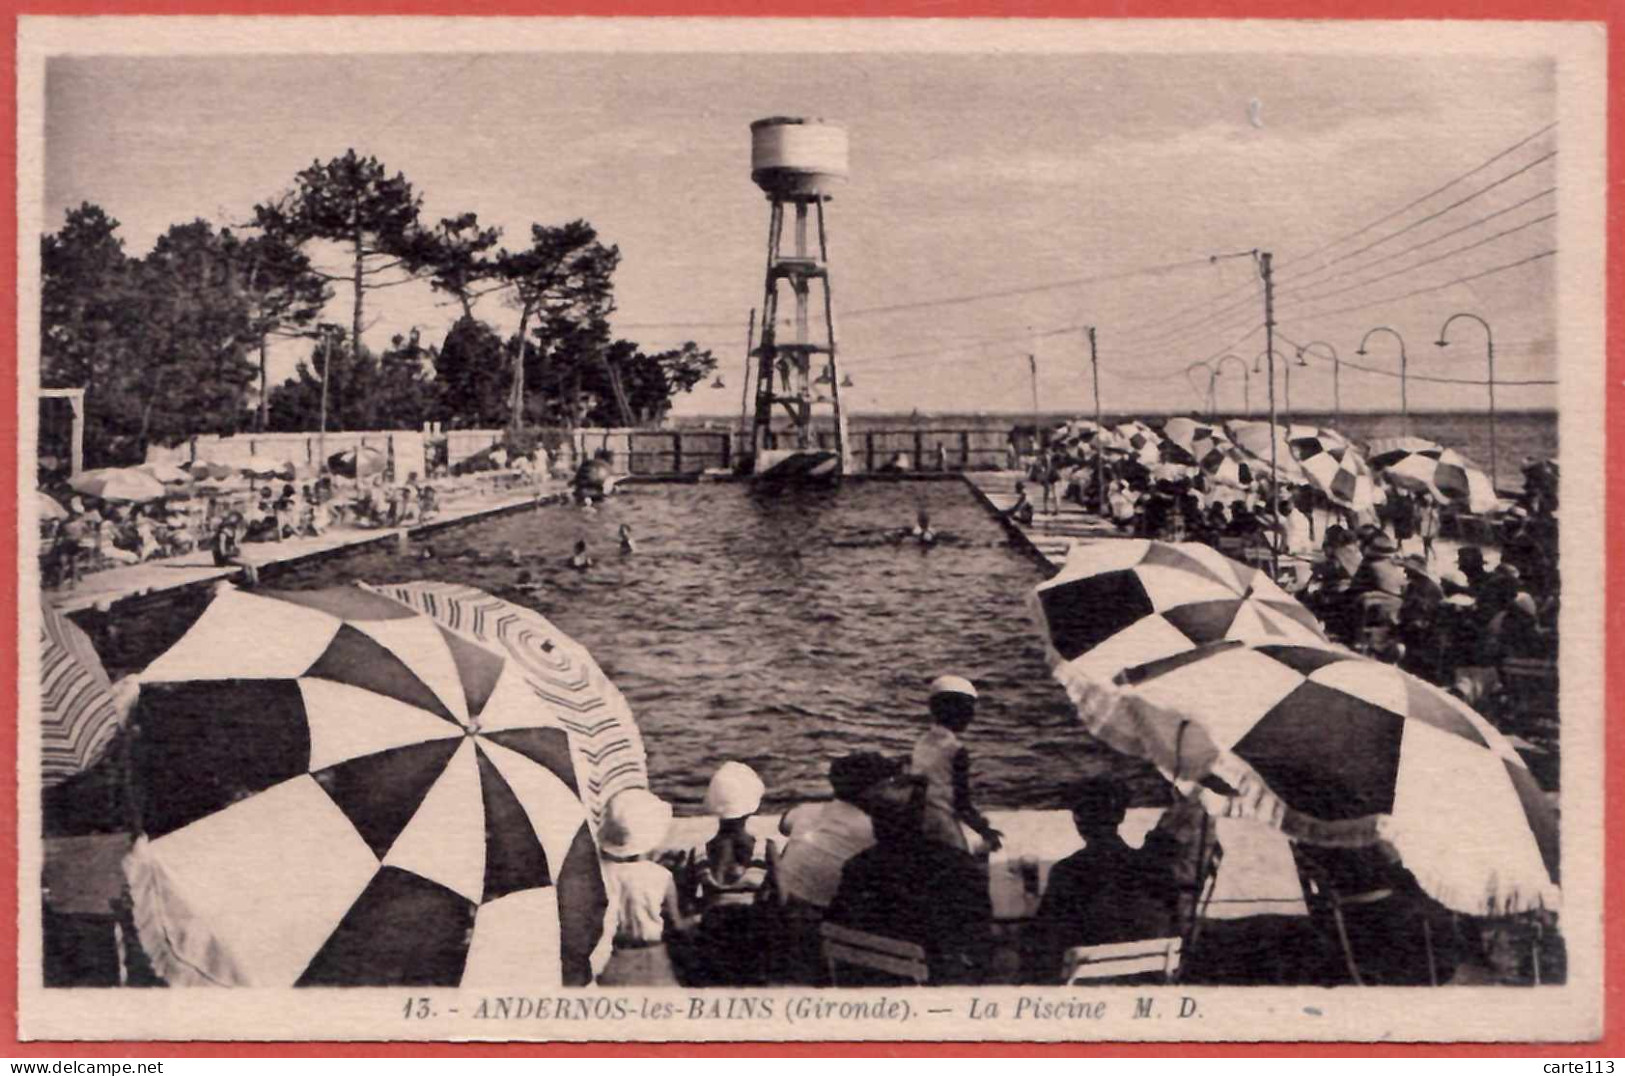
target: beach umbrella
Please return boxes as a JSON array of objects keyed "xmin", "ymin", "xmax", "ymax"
[
  {"xmin": 1198, "ymin": 443, "xmax": 1254, "ymax": 489},
  {"xmin": 1045, "ymin": 640, "xmax": 1558, "ymax": 918},
  {"xmin": 68, "ymin": 467, "xmax": 166, "ymax": 504},
  {"xmin": 137, "ymin": 461, "xmax": 193, "ymax": 486},
  {"xmin": 1291, "ymin": 435, "xmax": 1377, "ymax": 512},
  {"xmin": 239, "ymin": 455, "xmax": 290, "ymax": 479},
  {"xmin": 328, "ymin": 446, "xmax": 387, "ymax": 479},
  {"xmin": 41, "ymin": 603, "xmax": 128, "ymax": 787},
  {"xmin": 1032, "ymin": 538, "xmax": 1328, "ymax": 692},
  {"xmin": 1105, "ymin": 421, "xmax": 1161, "ymax": 466},
  {"xmin": 121, "ymin": 583, "xmax": 625, "ymax": 988},
  {"xmin": 1366, "ymin": 440, "xmax": 1497, "ymax": 514},
  {"xmin": 1158, "ymin": 417, "xmax": 1219, "ymax": 464},
  {"xmin": 1223, "ymin": 421, "xmax": 1305, "ymax": 483},
  {"xmin": 184, "ymin": 460, "xmax": 234, "ymax": 482},
  {"xmin": 37, "ymin": 492, "xmax": 68, "ymax": 522}
]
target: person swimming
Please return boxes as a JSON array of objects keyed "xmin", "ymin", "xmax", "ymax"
[
  {"xmin": 570, "ymin": 539, "xmax": 594, "ymax": 571},
  {"xmin": 619, "ymin": 523, "xmax": 636, "ymax": 555},
  {"xmin": 513, "ymin": 568, "xmax": 546, "ymax": 593},
  {"xmin": 909, "ymin": 507, "xmax": 938, "ymax": 546}
]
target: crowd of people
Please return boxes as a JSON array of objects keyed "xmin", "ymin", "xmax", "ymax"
[
  {"xmin": 593, "ymin": 676, "xmax": 1223, "ymax": 988},
  {"xmin": 1007, "ymin": 438, "xmax": 1560, "ymax": 728}
]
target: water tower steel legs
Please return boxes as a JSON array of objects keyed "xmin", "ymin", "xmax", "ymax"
[{"xmin": 749, "ymin": 194, "xmax": 847, "ymax": 473}]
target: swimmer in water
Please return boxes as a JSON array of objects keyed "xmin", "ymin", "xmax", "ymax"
[
  {"xmin": 619, "ymin": 523, "xmax": 635, "ymax": 555},
  {"xmin": 570, "ymin": 539, "xmax": 594, "ymax": 571},
  {"xmin": 909, "ymin": 507, "xmax": 938, "ymax": 546},
  {"xmin": 514, "ymin": 569, "xmax": 545, "ymax": 593}
]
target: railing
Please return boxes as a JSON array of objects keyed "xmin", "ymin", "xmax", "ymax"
[{"xmin": 615, "ymin": 427, "xmax": 1018, "ymax": 475}]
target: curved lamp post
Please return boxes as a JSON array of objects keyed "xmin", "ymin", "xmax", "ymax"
[
  {"xmin": 1435, "ymin": 312, "xmax": 1496, "ymax": 491},
  {"xmin": 1213, "ymin": 353, "xmax": 1251, "ymax": 418},
  {"xmin": 1357, "ymin": 326, "xmax": 1409, "ymax": 434},
  {"xmin": 1185, "ymin": 360, "xmax": 1219, "ymax": 419},
  {"xmin": 1253, "ymin": 347, "xmax": 1307, "ymax": 428},
  {"xmin": 1295, "ymin": 340, "xmax": 1342, "ymax": 428}
]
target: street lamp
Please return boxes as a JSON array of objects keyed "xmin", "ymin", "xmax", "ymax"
[
  {"xmin": 1185, "ymin": 360, "xmax": 1218, "ymax": 419},
  {"xmin": 1436, "ymin": 312, "xmax": 1497, "ymax": 492},
  {"xmin": 1295, "ymin": 340, "xmax": 1342, "ymax": 428},
  {"xmin": 1356, "ymin": 326, "xmax": 1409, "ymax": 434},
  {"xmin": 1212, "ymin": 354, "xmax": 1251, "ymax": 418},
  {"xmin": 1253, "ymin": 347, "xmax": 1306, "ymax": 427}
]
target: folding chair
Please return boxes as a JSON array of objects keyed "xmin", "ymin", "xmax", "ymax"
[
  {"xmin": 820, "ymin": 922, "xmax": 929, "ymax": 986},
  {"xmin": 1062, "ymin": 937, "xmax": 1183, "ymax": 985}
]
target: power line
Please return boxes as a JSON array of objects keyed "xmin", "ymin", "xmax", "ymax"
[
  {"xmin": 1275, "ymin": 121, "xmax": 1558, "ymax": 272},
  {"xmin": 1284, "ymin": 211, "xmax": 1556, "ymax": 307},
  {"xmin": 613, "ymin": 255, "xmax": 1220, "ymax": 332},
  {"xmin": 1279, "ymin": 151, "xmax": 1556, "ymax": 290},
  {"xmin": 1272, "ymin": 188, "xmax": 1555, "ymax": 298},
  {"xmin": 1287, "ymin": 248, "xmax": 1556, "ymax": 323},
  {"xmin": 1107, "ymin": 124, "xmax": 1557, "ymax": 344}
]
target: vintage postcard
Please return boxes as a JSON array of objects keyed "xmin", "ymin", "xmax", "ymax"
[{"xmin": 14, "ymin": 14, "xmax": 1608, "ymax": 1044}]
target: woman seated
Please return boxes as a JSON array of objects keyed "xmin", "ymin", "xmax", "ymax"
[{"xmin": 684, "ymin": 762, "xmax": 775, "ymax": 986}]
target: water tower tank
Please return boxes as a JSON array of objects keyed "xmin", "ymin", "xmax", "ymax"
[{"xmin": 751, "ymin": 117, "xmax": 849, "ymax": 198}]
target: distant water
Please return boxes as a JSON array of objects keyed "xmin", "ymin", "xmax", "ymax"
[
  {"xmin": 681, "ymin": 410, "xmax": 1557, "ymax": 491},
  {"xmin": 264, "ymin": 482, "xmax": 1164, "ymax": 811}
]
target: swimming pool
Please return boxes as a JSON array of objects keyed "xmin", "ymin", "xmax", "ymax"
[{"xmin": 265, "ymin": 479, "xmax": 1161, "ymax": 810}]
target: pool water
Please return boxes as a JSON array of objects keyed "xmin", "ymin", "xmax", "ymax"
[{"xmin": 265, "ymin": 480, "xmax": 1161, "ymax": 810}]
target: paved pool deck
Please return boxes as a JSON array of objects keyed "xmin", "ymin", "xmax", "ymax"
[{"xmin": 47, "ymin": 478, "xmax": 562, "ymax": 616}]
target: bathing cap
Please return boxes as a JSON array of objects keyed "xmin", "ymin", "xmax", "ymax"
[{"xmin": 929, "ymin": 675, "xmax": 978, "ymax": 700}]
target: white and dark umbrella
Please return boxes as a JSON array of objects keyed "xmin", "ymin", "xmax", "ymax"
[
  {"xmin": 1291, "ymin": 434, "xmax": 1377, "ymax": 512},
  {"xmin": 68, "ymin": 468, "xmax": 167, "ymax": 504},
  {"xmin": 1367, "ymin": 439, "xmax": 1497, "ymax": 514},
  {"xmin": 122, "ymin": 583, "xmax": 634, "ymax": 987}
]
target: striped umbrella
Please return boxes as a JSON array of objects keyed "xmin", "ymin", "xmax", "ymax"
[
  {"xmin": 1070, "ymin": 642, "xmax": 1559, "ymax": 918},
  {"xmin": 122, "ymin": 583, "xmax": 625, "ymax": 988},
  {"xmin": 1291, "ymin": 435, "xmax": 1377, "ymax": 512},
  {"xmin": 1032, "ymin": 538, "xmax": 1328, "ymax": 692},
  {"xmin": 40, "ymin": 604, "xmax": 126, "ymax": 787},
  {"xmin": 1367, "ymin": 439, "xmax": 1497, "ymax": 514},
  {"xmin": 365, "ymin": 580, "xmax": 648, "ymax": 829}
]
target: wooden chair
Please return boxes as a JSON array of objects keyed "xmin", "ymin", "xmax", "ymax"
[
  {"xmin": 1062, "ymin": 936, "xmax": 1183, "ymax": 985},
  {"xmin": 820, "ymin": 922, "xmax": 929, "ymax": 986}
]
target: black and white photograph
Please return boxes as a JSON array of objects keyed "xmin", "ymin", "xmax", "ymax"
[{"xmin": 16, "ymin": 16, "xmax": 1606, "ymax": 1043}]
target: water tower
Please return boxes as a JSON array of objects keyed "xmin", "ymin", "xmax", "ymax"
[{"xmin": 747, "ymin": 117, "xmax": 851, "ymax": 479}]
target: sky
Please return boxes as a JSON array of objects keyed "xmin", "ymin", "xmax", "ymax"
[{"xmin": 42, "ymin": 45, "xmax": 1559, "ymax": 418}]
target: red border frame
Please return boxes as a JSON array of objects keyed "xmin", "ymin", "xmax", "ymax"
[{"xmin": 1, "ymin": 0, "xmax": 1618, "ymax": 1056}]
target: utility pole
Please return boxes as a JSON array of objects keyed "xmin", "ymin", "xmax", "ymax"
[
  {"xmin": 1261, "ymin": 251, "xmax": 1280, "ymax": 579},
  {"xmin": 1087, "ymin": 326, "xmax": 1104, "ymax": 515},
  {"xmin": 1028, "ymin": 348, "xmax": 1041, "ymax": 457},
  {"xmin": 317, "ymin": 325, "xmax": 336, "ymax": 475}
]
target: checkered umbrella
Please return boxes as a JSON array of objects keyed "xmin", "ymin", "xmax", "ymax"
[
  {"xmin": 1096, "ymin": 643, "xmax": 1559, "ymax": 917},
  {"xmin": 40, "ymin": 604, "xmax": 126, "ymax": 788},
  {"xmin": 1032, "ymin": 538, "xmax": 1328, "ymax": 691},
  {"xmin": 1159, "ymin": 417, "xmax": 1227, "ymax": 466},
  {"xmin": 1223, "ymin": 421, "xmax": 1306, "ymax": 483},
  {"xmin": 1105, "ymin": 421, "xmax": 1162, "ymax": 466},
  {"xmin": 122, "ymin": 583, "xmax": 627, "ymax": 988},
  {"xmin": 1290, "ymin": 434, "xmax": 1377, "ymax": 512},
  {"xmin": 1367, "ymin": 438, "xmax": 1497, "ymax": 514}
]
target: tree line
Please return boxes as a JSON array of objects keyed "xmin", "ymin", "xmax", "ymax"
[{"xmin": 41, "ymin": 148, "xmax": 718, "ymax": 467}]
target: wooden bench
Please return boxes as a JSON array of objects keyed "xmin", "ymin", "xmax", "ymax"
[{"xmin": 1062, "ymin": 936, "xmax": 1184, "ymax": 985}]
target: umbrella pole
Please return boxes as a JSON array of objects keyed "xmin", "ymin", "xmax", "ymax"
[{"xmin": 1328, "ymin": 893, "xmax": 1365, "ymax": 986}]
